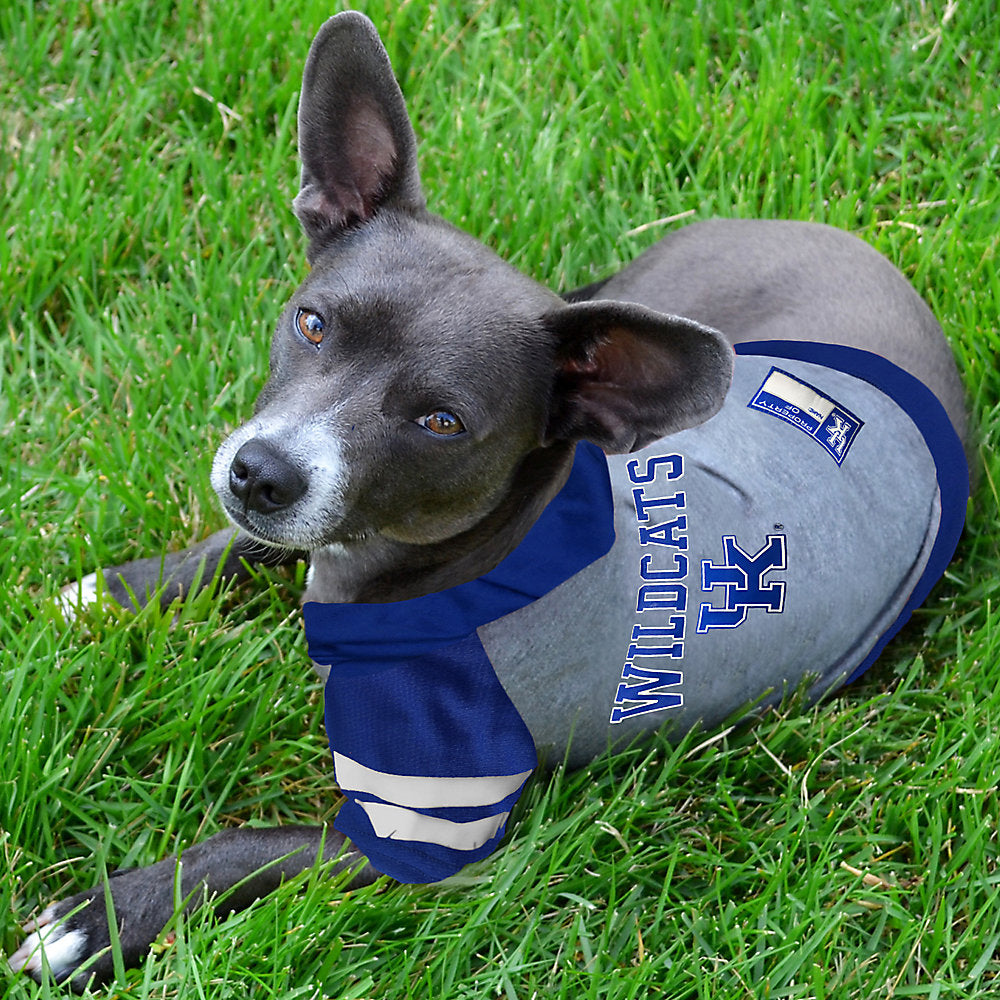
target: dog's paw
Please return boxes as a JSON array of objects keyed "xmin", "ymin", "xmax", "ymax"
[
  {"xmin": 7, "ymin": 894, "xmax": 105, "ymax": 990},
  {"xmin": 53, "ymin": 571, "xmax": 103, "ymax": 623},
  {"xmin": 8, "ymin": 864, "xmax": 176, "ymax": 991}
]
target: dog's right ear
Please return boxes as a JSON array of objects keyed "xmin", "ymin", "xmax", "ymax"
[
  {"xmin": 293, "ymin": 13, "xmax": 424, "ymax": 250},
  {"xmin": 543, "ymin": 300, "xmax": 734, "ymax": 453}
]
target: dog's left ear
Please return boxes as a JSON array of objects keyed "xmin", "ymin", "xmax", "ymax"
[
  {"xmin": 543, "ymin": 301, "xmax": 734, "ymax": 453},
  {"xmin": 293, "ymin": 13, "xmax": 425, "ymax": 251}
]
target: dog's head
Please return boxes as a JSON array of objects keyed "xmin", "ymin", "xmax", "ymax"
[{"xmin": 211, "ymin": 13, "xmax": 732, "ymax": 573}]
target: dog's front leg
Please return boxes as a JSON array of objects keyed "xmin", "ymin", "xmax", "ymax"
[
  {"xmin": 8, "ymin": 825, "xmax": 376, "ymax": 991},
  {"xmin": 57, "ymin": 527, "xmax": 304, "ymax": 615}
]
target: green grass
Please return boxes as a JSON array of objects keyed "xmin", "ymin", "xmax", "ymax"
[{"xmin": 3, "ymin": 0, "xmax": 1000, "ymax": 997}]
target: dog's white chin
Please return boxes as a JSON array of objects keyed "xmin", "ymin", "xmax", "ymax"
[{"xmin": 217, "ymin": 504, "xmax": 344, "ymax": 553}]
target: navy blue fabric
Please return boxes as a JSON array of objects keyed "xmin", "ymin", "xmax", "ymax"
[
  {"xmin": 736, "ymin": 341, "xmax": 969, "ymax": 684},
  {"xmin": 306, "ymin": 440, "xmax": 615, "ymax": 883},
  {"xmin": 328, "ymin": 635, "xmax": 537, "ymax": 883}
]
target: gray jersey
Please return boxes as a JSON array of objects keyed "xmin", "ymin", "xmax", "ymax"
[{"xmin": 480, "ymin": 344, "xmax": 966, "ymax": 767}]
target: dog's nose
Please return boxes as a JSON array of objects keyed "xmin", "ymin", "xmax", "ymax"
[{"xmin": 229, "ymin": 439, "xmax": 308, "ymax": 514}]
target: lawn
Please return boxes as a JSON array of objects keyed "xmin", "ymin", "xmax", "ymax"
[{"xmin": 3, "ymin": 0, "xmax": 1000, "ymax": 997}]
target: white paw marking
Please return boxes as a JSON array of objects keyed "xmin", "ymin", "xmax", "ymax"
[
  {"xmin": 8, "ymin": 905, "xmax": 87, "ymax": 980},
  {"xmin": 55, "ymin": 571, "xmax": 101, "ymax": 621}
]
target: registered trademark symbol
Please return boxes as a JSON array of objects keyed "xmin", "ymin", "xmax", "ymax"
[{"xmin": 774, "ymin": 523, "xmax": 784, "ymax": 531}]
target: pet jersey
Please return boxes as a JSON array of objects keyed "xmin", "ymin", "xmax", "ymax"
[{"xmin": 304, "ymin": 341, "xmax": 968, "ymax": 884}]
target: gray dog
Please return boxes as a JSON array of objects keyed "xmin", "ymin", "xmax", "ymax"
[{"xmin": 11, "ymin": 11, "xmax": 967, "ymax": 989}]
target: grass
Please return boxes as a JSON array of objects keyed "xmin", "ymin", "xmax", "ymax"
[{"xmin": 2, "ymin": 0, "xmax": 999, "ymax": 997}]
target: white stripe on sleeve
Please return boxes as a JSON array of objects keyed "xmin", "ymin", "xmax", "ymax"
[
  {"xmin": 334, "ymin": 751, "xmax": 532, "ymax": 809},
  {"xmin": 358, "ymin": 800, "xmax": 510, "ymax": 850}
]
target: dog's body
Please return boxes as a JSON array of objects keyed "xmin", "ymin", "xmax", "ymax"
[{"xmin": 11, "ymin": 12, "xmax": 967, "ymax": 989}]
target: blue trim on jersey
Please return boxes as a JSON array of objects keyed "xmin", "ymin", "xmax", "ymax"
[
  {"xmin": 305, "ymin": 440, "xmax": 615, "ymax": 672},
  {"xmin": 736, "ymin": 341, "xmax": 968, "ymax": 684},
  {"xmin": 305, "ymin": 440, "xmax": 615, "ymax": 883}
]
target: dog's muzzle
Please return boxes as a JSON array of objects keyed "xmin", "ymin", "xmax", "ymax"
[{"xmin": 227, "ymin": 438, "xmax": 308, "ymax": 514}]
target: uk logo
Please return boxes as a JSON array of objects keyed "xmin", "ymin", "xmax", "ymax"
[
  {"xmin": 822, "ymin": 412, "xmax": 858, "ymax": 462},
  {"xmin": 825, "ymin": 414, "xmax": 852, "ymax": 457},
  {"xmin": 697, "ymin": 534, "xmax": 787, "ymax": 632}
]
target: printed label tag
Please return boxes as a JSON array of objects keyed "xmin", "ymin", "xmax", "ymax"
[{"xmin": 748, "ymin": 367, "xmax": 863, "ymax": 465}]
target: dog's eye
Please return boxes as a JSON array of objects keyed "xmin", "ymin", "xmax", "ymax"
[
  {"xmin": 296, "ymin": 308, "xmax": 325, "ymax": 345},
  {"xmin": 416, "ymin": 411, "xmax": 466, "ymax": 436}
]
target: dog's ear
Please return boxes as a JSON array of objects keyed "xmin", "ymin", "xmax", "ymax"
[
  {"xmin": 293, "ymin": 13, "xmax": 424, "ymax": 249},
  {"xmin": 544, "ymin": 301, "xmax": 734, "ymax": 453}
]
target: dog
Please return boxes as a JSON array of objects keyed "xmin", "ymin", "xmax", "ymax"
[{"xmin": 10, "ymin": 10, "xmax": 968, "ymax": 989}]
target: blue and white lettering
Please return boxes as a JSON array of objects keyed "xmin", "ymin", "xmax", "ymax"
[
  {"xmin": 612, "ymin": 453, "xmax": 690, "ymax": 724},
  {"xmin": 640, "ymin": 552, "xmax": 688, "ymax": 581},
  {"xmin": 609, "ymin": 662, "xmax": 684, "ymax": 723},
  {"xmin": 825, "ymin": 414, "xmax": 853, "ymax": 458},
  {"xmin": 627, "ymin": 453, "xmax": 683, "ymax": 485},
  {"xmin": 637, "ymin": 583, "xmax": 686, "ymax": 614},
  {"xmin": 697, "ymin": 534, "xmax": 787, "ymax": 632},
  {"xmin": 748, "ymin": 367, "xmax": 863, "ymax": 464},
  {"xmin": 638, "ymin": 515, "xmax": 688, "ymax": 548},
  {"xmin": 632, "ymin": 489, "xmax": 686, "ymax": 523}
]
